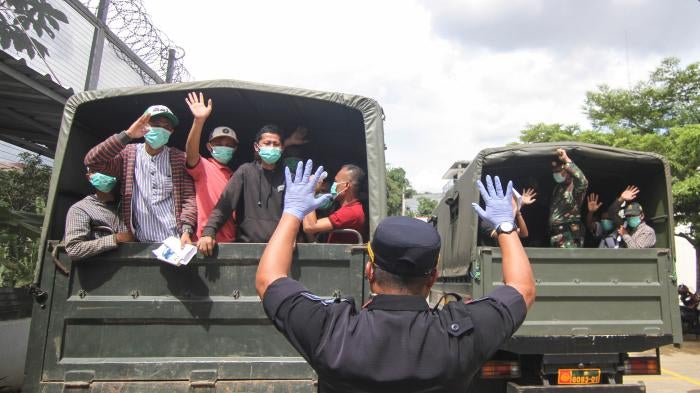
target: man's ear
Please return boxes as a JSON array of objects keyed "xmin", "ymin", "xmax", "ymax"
[
  {"xmin": 206, "ymin": 143, "xmax": 213, "ymax": 153},
  {"xmin": 365, "ymin": 262, "xmax": 374, "ymax": 282},
  {"xmin": 427, "ymin": 268, "xmax": 439, "ymax": 289}
]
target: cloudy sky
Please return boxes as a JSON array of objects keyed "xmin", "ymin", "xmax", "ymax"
[{"xmin": 146, "ymin": 0, "xmax": 700, "ymax": 192}]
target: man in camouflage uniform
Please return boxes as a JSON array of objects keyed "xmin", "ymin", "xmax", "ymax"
[{"xmin": 549, "ymin": 148, "xmax": 588, "ymax": 248}]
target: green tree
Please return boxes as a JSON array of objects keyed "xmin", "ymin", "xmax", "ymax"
[
  {"xmin": 416, "ymin": 196, "xmax": 438, "ymax": 217},
  {"xmin": 518, "ymin": 58, "xmax": 700, "ymax": 291},
  {"xmin": 386, "ymin": 166, "xmax": 415, "ymax": 216},
  {"xmin": 584, "ymin": 57, "xmax": 700, "ymax": 134},
  {"xmin": 0, "ymin": 0, "xmax": 68, "ymax": 59},
  {"xmin": 0, "ymin": 152, "xmax": 51, "ymax": 287}
]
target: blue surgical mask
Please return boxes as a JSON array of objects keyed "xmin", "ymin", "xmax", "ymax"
[
  {"xmin": 330, "ymin": 181, "xmax": 348, "ymax": 200},
  {"xmin": 211, "ymin": 146, "xmax": 235, "ymax": 164},
  {"xmin": 144, "ymin": 126, "xmax": 171, "ymax": 149},
  {"xmin": 89, "ymin": 172, "xmax": 117, "ymax": 193},
  {"xmin": 600, "ymin": 219, "xmax": 614, "ymax": 232},
  {"xmin": 626, "ymin": 216, "xmax": 642, "ymax": 229},
  {"xmin": 258, "ymin": 146, "xmax": 282, "ymax": 164},
  {"xmin": 552, "ymin": 172, "xmax": 566, "ymax": 183}
]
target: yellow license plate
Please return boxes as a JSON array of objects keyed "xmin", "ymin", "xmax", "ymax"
[{"xmin": 557, "ymin": 368, "xmax": 601, "ymax": 385}]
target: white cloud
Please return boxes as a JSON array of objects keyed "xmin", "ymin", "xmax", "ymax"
[{"xmin": 144, "ymin": 0, "xmax": 700, "ymax": 192}]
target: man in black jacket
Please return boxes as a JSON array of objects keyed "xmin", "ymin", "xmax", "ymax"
[{"xmin": 198, "ymin": 125, "xmax": 286, "ymax": 252}]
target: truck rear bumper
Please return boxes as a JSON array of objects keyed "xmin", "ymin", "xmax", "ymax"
[{"xmin": 507, "ymin": 382, "xmax": 645, "ymax": 393}]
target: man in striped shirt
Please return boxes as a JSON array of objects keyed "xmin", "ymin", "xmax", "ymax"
[
  {"xmin": 64, "ymin": 170, "xmax": 134, "ymax": 260},
  {"xmin": 607, "ymin": 186, "xmax": 656, "ymax": 248},
  {"xmin": 84, "ymin": 105, "xmax": 197, "ymax": 245}
]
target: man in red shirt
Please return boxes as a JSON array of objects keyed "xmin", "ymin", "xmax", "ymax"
[
  {"xmin": 184, "ymin": 92, "xmax": 238, "ymax": 243},
  {"xmin": 303, "ymin": 164, "xmax": 366, "ymax": 243}
]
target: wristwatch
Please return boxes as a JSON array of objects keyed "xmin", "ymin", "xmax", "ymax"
[{"xmin": 495, "ymin": 222, "xmax": 515, "ymax": 235}]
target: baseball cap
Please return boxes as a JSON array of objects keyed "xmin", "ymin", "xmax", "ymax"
[
  {"xmin": 144, "ymin": 105, "xmax": 179, "ymax": 126},
  {"xmin": 369, "ymin": 216, "xmax": 441, "ymax": 276},
  {"xmin": 208, "ymin": 126, "xmax": 239, "ymax": 143},
  {"xmin": 624, "ymin": 202, "xmax": 643, "ymax": 216}
]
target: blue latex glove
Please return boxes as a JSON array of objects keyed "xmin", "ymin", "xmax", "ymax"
[
  {"xmin": 283, "ymin": 159, "xmax": 333, "ymax": 220},
  {"xmin": 471, "ymin": 175, "xmax": 515, "ymax": 229}
]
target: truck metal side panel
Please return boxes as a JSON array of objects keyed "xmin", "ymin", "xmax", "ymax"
[
  {"xmin": 25, "ymin": 242, "xmax": 366, "ymax": 391},
  {"xmin": 474, "ymin": 247, "xmax": 682, "ymax": 350}
]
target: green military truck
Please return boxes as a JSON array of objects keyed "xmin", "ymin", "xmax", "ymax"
[
  {"xmin": 23, "ymin": 80, "xmax": 386, "ymax": 392},
  {"xmin": 433, "ymin": 143, "xmax": 683, "ymax": 392}
]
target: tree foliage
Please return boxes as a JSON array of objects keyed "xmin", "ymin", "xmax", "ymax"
[
  {"xmin": 0, "ymin": 152, "xmax": 50, "ymax": 287},
  {"xmin": 0, "ymin": 0, "xmax": 68, "ymax": 59},
  {"xmin": 584, "ymin": 58, "xmax": 700, "ymax": 134},
  {"xmin": 386, "ymin": 166, "xmax": 415, "ymax": 216},
  {"xmin": 416, "ymin": 196, "xmax": 438, "ymax": 217}
]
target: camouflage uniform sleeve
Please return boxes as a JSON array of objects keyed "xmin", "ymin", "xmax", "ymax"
[{"xmin": 567, "ymin": 162, "xmax": 588, "ymax": 208}]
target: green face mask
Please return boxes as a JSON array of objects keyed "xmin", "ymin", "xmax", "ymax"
[
  {"xmin": 144, "ymin": 126, "xmax": 171, "ymax": 149},
  {"xmin": 626, "ymin": 216, "xmax": 642, "ymax": 229},
  {"xmin": 259, "ymin": 146, "xmax": 282, "ymax": 164},
  {"xmin": 90, "ymin": 172, "xmax": 117, "ymax": 193},
  {"xmin": 552, "ymin": 172, "xmax": 566, "ymax": 183},
  {"xmin": 211, "ymin": 146, "xmax": 235, "ymax": 164},
  {"xmin": 600, "ymin": 219, "xmax": 614, "ymax": 232},
  {"xmin": 284, "ymin": 157, "xmax": 302, "ymax": 172},
  {"xmin": 317, "ymin": 194, "xmax": 333, "ymax": 210}
]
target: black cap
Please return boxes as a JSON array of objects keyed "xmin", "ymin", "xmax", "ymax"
[{"xmin": 369, "ymin": 216, "xmax": 441, "ymax": 276}]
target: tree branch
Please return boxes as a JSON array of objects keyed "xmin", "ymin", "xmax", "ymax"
[{"xmin": 675, "ymin": 232, "xmax": 698, "ymax": 248}]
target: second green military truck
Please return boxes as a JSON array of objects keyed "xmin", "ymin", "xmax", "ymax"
[{"xmin": 433, "ymin": 142, "xmax": 682, "ymax": 392}]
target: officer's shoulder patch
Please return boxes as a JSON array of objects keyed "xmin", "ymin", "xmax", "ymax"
[{"xmin": 300, "ymin": 292, "xmax": 352, "ymax": 306}]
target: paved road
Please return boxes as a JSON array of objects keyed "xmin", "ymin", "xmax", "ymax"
[{"xmin": 623, "ymin": 335, "xmax": 700, "ymax": 393}]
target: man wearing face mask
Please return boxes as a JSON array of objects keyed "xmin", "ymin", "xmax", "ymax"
[
  {"xmin": 605, "ymin": 185, "xmax": 655, "ymax": 248},
  {"xmin": 183, "ymin": 92, "xmax": 238, "ymax": 243},
  {"xmin": 617, "ymin": 202, "xmax": 656, "ymax": 248},
  {"xmin": 84, "ymin": 105, "xmax": 197, "ymax": 246},
  {"xmin": 302, "ymin": 164, "xmax": 367, "ymax": 243},
  {"xmin": 585, "ymin": 193, "xmax": 620, "ymax": 248},
  {"xmin": 199, "ymin": 125, "xmax": 287, "ymax": 252},
  {"xmin": 63, "ymin": 169, "xmax": 134, "ymax": 260},
  {"xmin": 548, "ymin": 148, "xmax": 589, "ymax": 248}
]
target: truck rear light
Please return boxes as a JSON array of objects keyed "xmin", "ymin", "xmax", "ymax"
[
  {"xmin": 623, "ymin": 356, "xmax": 660, "ymax": 375},
  {"xmin": 480, "ymin": 361, "xmax": 521, "ymax": 379}
]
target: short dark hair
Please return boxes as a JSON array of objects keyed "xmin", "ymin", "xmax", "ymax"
[
  {"xmin": 256, "ymin": 124, "xmax": 283, "ymax": 142},
  {"xmin": 373, "ymin": 265, "xmax": 433, "ymax": 294},
  {"xmin": 341, "ymin": 164, "xmax": 365, "ymax": 191}
]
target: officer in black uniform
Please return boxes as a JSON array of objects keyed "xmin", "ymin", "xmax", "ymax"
[{"xmin": 256, "ymin": 161, "xmax": 536, "ymax": 393}]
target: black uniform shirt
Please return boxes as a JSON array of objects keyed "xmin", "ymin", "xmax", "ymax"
[{"xmin": 263, "ymin": 277, "xmax": 527, "ymax": 393}]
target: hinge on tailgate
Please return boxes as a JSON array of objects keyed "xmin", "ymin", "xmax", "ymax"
[
  {"xmin": 190, "ymin": 369, "xmax": 217, "ymax": 388},
  {"xmin": 63, "ymin": 370, "xmax": 94, "ymax": 390}
]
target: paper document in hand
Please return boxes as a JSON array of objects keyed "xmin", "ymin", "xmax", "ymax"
[{"xmin": 152, "ymin": 236, "xmax": 197, "ymax": 266}]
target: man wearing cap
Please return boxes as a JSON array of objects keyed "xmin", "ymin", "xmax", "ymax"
[
  {"xmin": 606, "ymin": 185, "xmax": 655, "ymax": 248},
  {"xmin": 64, "ymin": 168, "xmax": 134, "ymax": 260},
  {"xmin": 184, "ymin": 92, "xmax": 238, "ymax": 243},
  {"xmin": 84, "ymin": 105, "xmax": 197, "ymax": 246},
  {"xmin": 256, "ymin": 162, "xmax": 535, "ymax": 392}
]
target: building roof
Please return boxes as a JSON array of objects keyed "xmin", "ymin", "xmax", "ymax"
[
  {"xmin": 0, "ymin": 51, "xmax": 73, "ymax": 158},
  {"xmin": 441, "ymin": 160, "xmax": 470, "ymax": 180}
]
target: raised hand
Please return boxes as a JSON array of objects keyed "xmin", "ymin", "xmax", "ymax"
[
  {"xmin": 471, "ymin": 175, "xmax": 515, "ymax": 228},
  {"xmin": 125, "ymin": 113, "xmax": 151, "ymax": 139},
  {"xmin": 619, "ymin": 185, "xmax": 639, "ymax": 202},
  {"xmin": 521, "ymin": 188, "xmax": 537, "ymax": 206},
  {"xmin": 587, "ymin": 193, "xmax": 602, "ymax": 212},
  {"xmin": 556, "ymin": 148, "xmax": 571, "ymax": 163},
  {"xmin": 186, "ymin": 91, "xmax": 212, "ymax": 121},
  {"xmin": 283, "ymin": 160, "xmax": 332, "ymax": 220}
]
